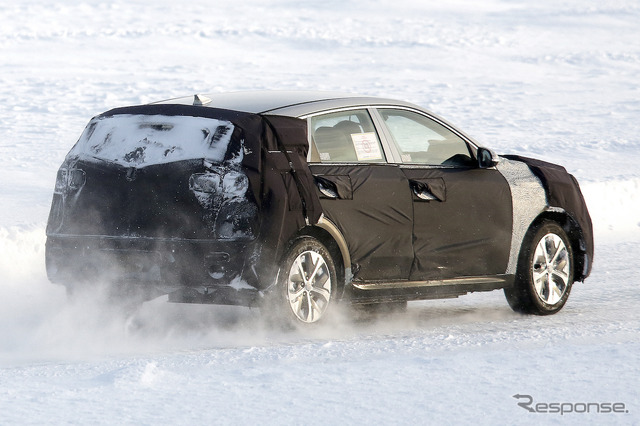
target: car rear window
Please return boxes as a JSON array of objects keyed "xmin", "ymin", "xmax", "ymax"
[{"xmin": 69, "ymin": 114, "xmax": 235, "ymax": 167}]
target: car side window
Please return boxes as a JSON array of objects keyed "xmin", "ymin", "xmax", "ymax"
[
  {"xmin": 378, "ymin": 108, "xmax": 473, "ymax": 166},
  {"xmin": 310, "ymin": 109, "xmax": 386, "ymax": 163}
]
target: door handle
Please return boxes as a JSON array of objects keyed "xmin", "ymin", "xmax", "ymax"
[
  {"xmin": 313, "ymin": 175, "xmax": 353, "ymax": 199},
  {"xmin": 315, "ymin": 177, "xmax": 339, "ymax": 198},
  {"xmin": 318, "ymin": 184, "xmax": 338, "ymax": 198},
  {"xmin": 412, "ymin": 186, "xmax": 438, "ymax": 201},
  {"xmin": 409, "ymin": 178, "xmax": 445, "ymax": 202}
]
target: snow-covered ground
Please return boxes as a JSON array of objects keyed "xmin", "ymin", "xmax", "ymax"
[{"xmin": 1, "ymin": 0, "xmax": 639, "ymax": 424}]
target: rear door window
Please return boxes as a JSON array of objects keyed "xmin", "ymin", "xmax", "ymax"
[{"xmin": 309, "ymin": 109, "xmax": 386, "ymax": 163}]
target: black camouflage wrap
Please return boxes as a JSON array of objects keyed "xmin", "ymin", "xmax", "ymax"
[
  {"xmin": 45, "ymin": 103, "xmax": 593, "ymax": 307},
  {"xmin": 46, "ymin": 105, "xmax": 320, "ymax": 304}
]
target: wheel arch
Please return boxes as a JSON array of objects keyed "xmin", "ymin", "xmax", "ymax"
[
  {"xmin": 292, "ymin": 215, "xmax": 352, "ymax": 296},
  {"xmin": 527, "ymin": 208, "xmax": 590, "ymax": 282}
]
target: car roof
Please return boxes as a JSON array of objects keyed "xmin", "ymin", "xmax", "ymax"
[
  {"xmin": 150, "ymin": 90, "xmax": 479, "ymax": 145},
  {"xmin": 151, "ymin": 90, "xmax": 422, "ymax": 117}
]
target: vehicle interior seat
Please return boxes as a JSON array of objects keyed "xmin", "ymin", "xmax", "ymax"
[{"xmin": 312, "ymin": 126, "xmax": 358, "ymax": 161}]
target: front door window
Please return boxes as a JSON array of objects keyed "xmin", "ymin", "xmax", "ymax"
[{"xmin": 378, "ymin": 108, "xmax": 473, "ymax": 167}]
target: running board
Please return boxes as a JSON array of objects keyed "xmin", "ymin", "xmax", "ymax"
[
  {"xmin": 352, "ymin": 276, "xmax": 510, "ymax": 291},
  {"xmin": 348, "ymin": 275, "xmax": 513, "ymax": 304}
]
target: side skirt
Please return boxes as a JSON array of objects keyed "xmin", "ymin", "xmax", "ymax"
[{"xmin": 347, "ymin": 275, "xmax": 514, "ymax": 304}]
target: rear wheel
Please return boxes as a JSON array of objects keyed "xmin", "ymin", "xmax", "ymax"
[
  {"xmin": 267, "ymin": 237, "xmax": 337, "ymax": 325},
  {"xmin": 505, "ymin": 221, "xmax": 574, "ymax": 315}
]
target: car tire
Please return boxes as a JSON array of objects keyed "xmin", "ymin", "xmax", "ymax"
[
  {"xmin": 505, "ymin": 221, "xmax": 574, "ymax": 315},
  {"xmin": 267, "ymin": 237, "xmax": 338, "ymax": 326}
]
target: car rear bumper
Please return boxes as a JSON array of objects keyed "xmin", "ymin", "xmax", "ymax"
[{"xmin": 46, "ymin": 234, "xmax": 256, "ymax": 293}]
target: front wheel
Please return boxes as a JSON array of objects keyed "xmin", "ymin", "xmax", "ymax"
[
  {"xmin": 267, "ymin": 237, "xmax": 338, "ymax": 325},
  {"xmin": 505, "ymin": 221, "xmax": 574, "ymax": 315}
]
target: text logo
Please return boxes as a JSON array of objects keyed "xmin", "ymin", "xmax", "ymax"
[{"xmin": 513, "ymin": 394, "xmax": 629, "ymax": 415}]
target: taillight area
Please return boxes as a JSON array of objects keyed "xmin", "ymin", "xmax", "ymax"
[
  {"xmin": 189, "ymin": 168, "xmax": 249, "ymax": 198},
  {"xmin": 54, "ymin": 168, "xmax": 68, "ymax": 193},
  {"xmin": 68, "ymin": 169, "xmax": 86, "ymax": 190},
  {"xmin": 222, "ymin": 170, "xmax": 249, "ymax": 198},
  {"xmin": 49, "ymin": 167, "xmax": 86, "ymax": 234},
  {"xmin": 189, "ymin": 168, "xmax": 258, "ymax": 240},
  {"xmin": 189, "ymin": 172, "xmax": 223, "ymax": 194},
  {"xmin": 54, "ymin": 167, "xmax": 86, "ymax": 193}
]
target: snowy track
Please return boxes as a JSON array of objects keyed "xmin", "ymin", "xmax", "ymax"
[
  {"xmin": 0, "ymin": 238, "xmax": 638, "ymax": 424},
  {"xmin": 1, "ymin": 0, "xmax": 639, "ymax": 424}
]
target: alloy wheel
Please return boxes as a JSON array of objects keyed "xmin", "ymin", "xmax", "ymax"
[
  {"xmin": 532, "ymin": 233, "xmax": 571, "ymax": 305},
  {"xmin": 286, "ymin": 250, "xmax": 333, "ymax": 323}
]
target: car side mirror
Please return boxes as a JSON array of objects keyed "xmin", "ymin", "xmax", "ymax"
[{"xmin": 477, "ymin": 147, "xmax": 499, "ymax": 168}]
